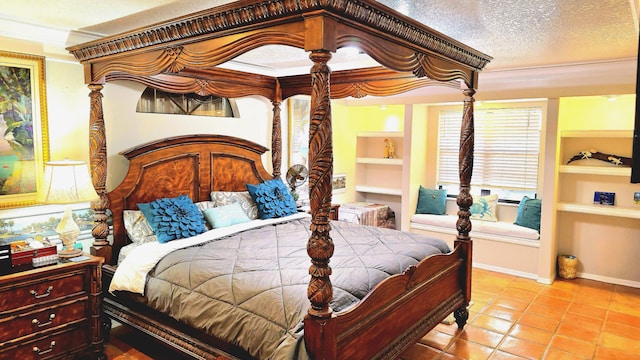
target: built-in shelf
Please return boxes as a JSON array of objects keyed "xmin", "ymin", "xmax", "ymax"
[
  {"xmin": 355, "ymin": 131, "xmax": 404, "ymax": 199},
  {"xmin": 558, "ymin": 165, "xmax": 631, "ymax": 176},
  {"xmin": 557, "ymin": 202, "xmax": 640, "ymax": 219},
  {"xmin": 357, "ymin": 131, "xmax": 403, "ymax": 138},
  {"xmin": 356, "ymin": 157, "xmax": 403, "ymax": 165},
  {"xmin": 561, "ymin": 130, "xmax": 633, "ymax": 138},
  {"xmin": 355, "ymin": 185, "xmax": 403, "ymax": 196}
]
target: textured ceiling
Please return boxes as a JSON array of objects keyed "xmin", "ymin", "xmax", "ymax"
[{"xmin": 1, "ymin": 0, "xmax": 638, "ymax": 73}]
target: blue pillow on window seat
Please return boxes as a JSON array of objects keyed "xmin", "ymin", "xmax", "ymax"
[
  {"xmin": 514, "ymin": 196, "xmax": 542, "ymax": 232},
  {"xmin": 415, "ymin": 186, "xmax": 447, "ymax": 215}
]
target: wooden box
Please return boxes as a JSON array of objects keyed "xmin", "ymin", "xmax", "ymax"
[{"xmin": 10, "ymin": 241, "xmax": 57, "ymax": 267}]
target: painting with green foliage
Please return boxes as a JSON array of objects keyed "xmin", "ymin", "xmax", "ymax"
[{"xmin": 0, "ymin": 52, "xmax": 48, "ymax": 208}]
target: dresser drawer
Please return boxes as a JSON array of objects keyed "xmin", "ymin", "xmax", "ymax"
[
  {"xmin": 0, "ymin": 326, "xmax": 88, "ymax": 360},
  {"xmin": 0, "ymin": 272, "xmax": 84, "ymax": 314},
  {"xmin": 0, "ymin": 298, "xmax": 87, "ymax": 343}
]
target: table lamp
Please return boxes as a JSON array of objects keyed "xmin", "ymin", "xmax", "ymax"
[{"xmin": 37, "ymin": 160, "xmax": 99, "ymax": 258}]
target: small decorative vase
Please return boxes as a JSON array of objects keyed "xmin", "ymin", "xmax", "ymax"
[{"xmin": 558, "ymin": 255, "xmax": 578, "ymax": 279}]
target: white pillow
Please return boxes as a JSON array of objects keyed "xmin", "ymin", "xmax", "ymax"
[
  {"xmin": 123, "ymin": 210, "xmax": 157, "ymax": 244},
  {"xmin": 210, "ymin": 191, "xmax": 258, "ymax": 220}
]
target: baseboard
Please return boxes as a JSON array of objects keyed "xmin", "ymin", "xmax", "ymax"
[
  {"xmin": 577, "ymin": 272, "xmax": 640, "ymax": 289},
  {"xmin": 472, "ymin": 262, "xmax": 538, "ymax": 281}
]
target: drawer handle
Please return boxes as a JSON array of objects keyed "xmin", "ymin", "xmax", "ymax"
[
  {"xmin": 30, "ymin": 286, "xmax": 53, "ymax": 299},
  {"xmin": 33, "ymin": 341, "xmax": 56, "ymax": 356},
  {"xmin": 32, "ymin": 313, "xmax": 55, "ymax": 328}
]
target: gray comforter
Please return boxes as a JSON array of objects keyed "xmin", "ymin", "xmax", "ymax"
[{"xmin": 139, "ymin": 218, "xmax": 450, "ymax": 359}]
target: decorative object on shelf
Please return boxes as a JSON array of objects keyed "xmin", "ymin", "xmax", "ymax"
[
  {"xmin": 286, "ymin": 164, "xmax": 308, "ymax": 203},
  {"xmin": 635, "ymin": 192, "xmax": 640, "ymax": 205},
  {"xmin": 593, "ymin": 191, "xmax": 615, "ymax": 206},
  {"xmin": 383, "ymin": 138, "xmax": 395, "ymax": 158},
  {"xmin": 557, "ymin": 254, "xmax": 578, "ymax": 279},
  {"xmin": 37, "ymin": 159, "xmax": 99, "ymax": 258},
  {"xmin": 566, "ymin": 149, "xmax": 632, "ymax": 166}
]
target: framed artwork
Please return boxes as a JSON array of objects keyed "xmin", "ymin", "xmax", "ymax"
[
  {"xmin": 0, "ymin": 206, "xmax": 93, "ymax": 243},
  {"xmin": 332, "ymin": 173, "xmax": 346, "ymax": 194},
  {"xmin": 288, "ymin": 96, "xmax": 310, "ymax": 167},
  {"xmin": 0, "ymin": 51, "xmax": 49, "ymax": 208}
]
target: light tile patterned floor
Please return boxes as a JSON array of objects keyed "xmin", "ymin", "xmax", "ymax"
[{"xmin": 104, "ymin": 268, "xmax": 640, "ymax": 359}]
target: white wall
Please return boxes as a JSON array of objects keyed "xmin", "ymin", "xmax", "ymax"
[{"xmin": 101, "ymin": 81, "xmax": 273, "ymax": 190}]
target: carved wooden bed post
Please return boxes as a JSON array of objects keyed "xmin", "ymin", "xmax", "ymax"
[
  {"xmin": 453, "ymin": 86, "xmax": 476, "ymax": 328},
  {"xmin": 88, "ymin": 83, "xmax": 112, "ymax": 264},
  {"xmin": 271, "ymin": 81, "xmax": 282, "ymax": 178},
  {"xmin": 304, "ymin": 49, "xmax": 336, "ymax": 359}
]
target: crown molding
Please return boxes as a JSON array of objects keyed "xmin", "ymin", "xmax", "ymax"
[{"xmin": 0, "ymin": 16, "xmax": 104, "ymax": 51}]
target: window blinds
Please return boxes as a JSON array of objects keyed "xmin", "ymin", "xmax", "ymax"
[{"xmin": 438, "ymin": 106, "xmax": 542, "ymax": 199}]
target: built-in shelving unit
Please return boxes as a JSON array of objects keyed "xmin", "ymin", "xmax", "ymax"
[
  {"xmin": 554, "ymin": 128, "xmax": 640, "ymax": 286},
  {"xmin": 354, "ymin": 131, "xmax": 404, "ymax": 197},
  {"xmin": 556, "ymin": 129, "xmax": 639, "ymax": 218}
]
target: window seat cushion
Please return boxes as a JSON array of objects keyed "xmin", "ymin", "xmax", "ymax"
[{"xmin": 410, "ymin": 214, "xmax": 540, "ymax": 241}]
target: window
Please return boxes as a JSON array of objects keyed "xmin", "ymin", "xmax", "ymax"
[
  {"xmin": 437, "ymin": 106, "xmax": 542, "ymax": 202},
  {"xmin": 136, "ymin": 88, "xmax": 238, "ymax": 117}
]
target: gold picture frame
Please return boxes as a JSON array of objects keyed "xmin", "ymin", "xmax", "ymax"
[
  {"xmin": 288, "ymin": 96, "xmax": 310, "ymax": 168},
  {"xmin": 0, "ymin": 51, "xmax": 49, "ymax": 208}
]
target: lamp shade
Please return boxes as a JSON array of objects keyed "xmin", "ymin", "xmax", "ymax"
[{"xmin": 37, "ymin": 160, "xmax": 99, "ymax": 204}]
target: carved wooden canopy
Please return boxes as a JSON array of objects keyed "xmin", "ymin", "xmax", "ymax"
[{"xmin": 67, "ymin": 0, "xmax": 492, "ymax": 99}]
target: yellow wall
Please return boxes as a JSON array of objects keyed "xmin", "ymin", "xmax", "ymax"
[
  {"xmin": 331, "ymin": 102, "xmax": 404, "ymax": 204},
  {"xmin": 558, "ymin": 95, "xmax": 635, "ymax": 131}
]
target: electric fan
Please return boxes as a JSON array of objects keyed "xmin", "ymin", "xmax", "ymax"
[{"xmin": 286, "ymin": 164, "xmax": 308, "ymax": 202}]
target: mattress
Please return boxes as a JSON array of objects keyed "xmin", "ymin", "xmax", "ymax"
[{"xmin": 110, "ymin": 214, "xmax": 449, "ymax": 359}]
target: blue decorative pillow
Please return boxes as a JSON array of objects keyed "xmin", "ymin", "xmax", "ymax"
[
  {"xmin": 470, "ymin": 194, "xmax": 499, "ymax": 222},
  {"xmin": 203, "ymin": 202, "xmax": 251, "ymax": 228},
  {"xmin": 514, "ymin": 196, "xmax": 542, "ymax": 232},
  {"xmin": 246, "ymin": 178, "xmax": 298, "ymax": 219},
  {"xmin": 415, "ymin": 186, "xmax": 447, "ymax": 215},
  {"xmin": 137, "ymin": 195, "xmax": 207, "ymax": 243}
]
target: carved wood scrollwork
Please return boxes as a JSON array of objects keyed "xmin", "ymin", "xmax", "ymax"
[
  {"xmin": 165, "ymin": 47, "xmax": 185, "ymax": 73},
  {"xmin": 91, "ymin": 31, "xmax": 305, "ymax": 81},
  {"xmin": 271, "ymin": 100, "xmax": 282, "ymax": 178},
  {"xmin": 456, "ymin": 88, "xmax": 476, "ymax": 240},
  {"xmin": 88, "ymin": 84, "xmax": 111, "ymax": 263},
  {"xmin": 414, "ymin": 53, "xmax": 472, "ymax": 87},
  {"xmin": 306, "ymin": 50, "xmax": 334, "ymax": 319}
]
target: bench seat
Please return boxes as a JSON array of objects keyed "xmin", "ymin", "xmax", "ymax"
[
  {"xmin": 410, "ymin": 211, "xmax": 540, "ymax": 278},
  {"xmin": 410, "ymin": 214, "xmax": 539, "ymax": 242}
]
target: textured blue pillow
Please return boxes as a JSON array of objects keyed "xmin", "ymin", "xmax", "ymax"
[
  {"xmin": 138, "ymin": 195, "xmax": 207, "ymax": 243},
  {"xmin": 246, "ymin": 178, "xmax": 298, "ymax": 219},
  {"xmin": 514, "ymin": 196, "xmax": 542, "ymax": 232},
  {"xmin": 203, "ymin": 202, "xmax": 251, "ymax": 228},
  {"xmin": 415, "ymin": 186, "xmax": 447, "ymax": 215}
]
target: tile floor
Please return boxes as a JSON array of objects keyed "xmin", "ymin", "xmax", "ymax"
[
  {"xmin": 105, "ymin": 268, "xmax": 640, "ymax": 360},
  {"xmin": 400, "ymin": 268, "xmax": 640, "ymax": 360}
]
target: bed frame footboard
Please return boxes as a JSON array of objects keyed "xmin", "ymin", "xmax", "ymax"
[{"xmin": 305, "ymin": 245, "xmax": 471, "ymax": 360}]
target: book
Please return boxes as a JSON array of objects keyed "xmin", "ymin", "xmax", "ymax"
[{"xmin": 593, "ymin": 191, "xmax": 615, "ymax": 206}]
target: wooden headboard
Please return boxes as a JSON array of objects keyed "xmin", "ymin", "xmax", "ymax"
[{"xmin": 107, "ymin": 134, "xmax": 273, "ymax": 263}]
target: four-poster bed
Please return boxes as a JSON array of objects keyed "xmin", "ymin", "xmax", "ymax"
[{"xmin": 67, "ymin": 0, "xmax": 491, "ymax": 359}]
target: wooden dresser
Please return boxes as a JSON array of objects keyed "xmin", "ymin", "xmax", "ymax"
[{"xmin": 0, "ymin": 254, "xmax": 104, "ymax": 359}]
